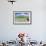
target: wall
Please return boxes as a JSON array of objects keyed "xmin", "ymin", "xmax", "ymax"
[{"xmin": 0, "ymin": 0, "xmax": 46, "ymax": 41}]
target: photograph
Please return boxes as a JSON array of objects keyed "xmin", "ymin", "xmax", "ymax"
[{"xmin": 13, "ymin": 11, "xmax": 32, "ymax": 25}]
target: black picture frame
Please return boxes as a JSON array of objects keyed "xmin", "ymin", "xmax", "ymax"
[{"xmin": 13, "ymin": 11, "xmax": 32, "ymax": 25}]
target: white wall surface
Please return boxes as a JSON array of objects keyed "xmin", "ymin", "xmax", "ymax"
[{"xmin": 0, "ymin": 0, "xmax": 46, "ymax": 41}]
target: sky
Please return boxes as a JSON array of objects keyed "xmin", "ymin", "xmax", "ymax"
[{"xmin": 15, "ymin": 12, "xmax": 30, "ymax": 16}]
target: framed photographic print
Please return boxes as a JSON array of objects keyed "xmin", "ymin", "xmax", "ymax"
[{"xmin": 13, "ymin": 11, "xmax": 32, "ymax": 25}]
